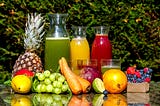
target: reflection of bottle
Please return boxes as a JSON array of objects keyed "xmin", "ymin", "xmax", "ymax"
[
  {"xmin": 91, "ymin": 26, "xmax": 112, "ymax": 72},
  {"xmin": 70, "ymin": 26, "xmax": 90, "ymax": 75},
  {"xmin": 45, "ymin": 13, "xmax": 70, "ymax": 71}
]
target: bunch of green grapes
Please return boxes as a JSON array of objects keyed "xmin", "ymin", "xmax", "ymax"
[
  {"xmin": 32, "ymin": 93, "xmax": 71, "ymax": 106},
  {"xmin": 32, "ymin": 70, "xmax": 70, "ymax": 94}
]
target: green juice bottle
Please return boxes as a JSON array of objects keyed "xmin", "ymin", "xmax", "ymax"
[{"xmin": 45, "ymin": 13, "xmax": 70, "ymax": 71}]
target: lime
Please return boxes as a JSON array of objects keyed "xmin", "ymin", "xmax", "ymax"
[{"xmin": 92, "ymin": 78, "xmax": 105, "ymax": 93}]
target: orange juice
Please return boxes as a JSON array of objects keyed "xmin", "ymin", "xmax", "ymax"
[{"xmin": 70, "ymin": 37, "xmax": 90, "ymax": 75}]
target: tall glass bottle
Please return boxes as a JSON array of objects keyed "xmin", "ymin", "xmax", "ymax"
[
  {"xmin": 70, "ymin": 26, "xmax": 90, "ymax": 75},
  {"xmin": 91, "ymin": 26, "xmax": 112, "ymax": 72},
  {"xmin": 45, "ymin": 13, "xmax": 70, "ymax": 71}
]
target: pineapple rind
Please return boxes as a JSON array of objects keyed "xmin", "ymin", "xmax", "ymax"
[{"xmin": 13, "ymin": 51, "xmax": 43, "ymax": 76}]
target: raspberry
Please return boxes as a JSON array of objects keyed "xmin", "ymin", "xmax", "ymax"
[{"xmin": 144, "ymin": 77, "xmax": 151, "ymax": 82}]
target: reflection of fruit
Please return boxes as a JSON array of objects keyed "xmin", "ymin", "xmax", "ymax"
[
  {"xmin": 81, "ymin": 94, "xmax": 92, "ymax": 106},
  {"xmin": 11, "ymin": 95, "xmax": 32, "ymax": 106},
  {"xmin": 92, "ymin": 94, "xmax": 104, "ymax": 106},
  {"xmin": 103, "ymin": 94, "xmax": 127, "ymax": 106},
  {"xmin": 92, "ymin": 78, "xmax": 105, "ymax": 93},
  {"xmin": 68, "ymin": 95, "xmax": 82, "ymax": 106},
  {"xmin": 11, "ymin": 75, "xmax": 31, "ymax": 93},
  {"xmin": 68, "ymin": 94, "xmax": 91, "ymax": 106},
  {"xmin": 32, "ymin": 94, "xmax": 71, "ymax": 106},
  {"xmin": 103, "ymin": 69, "xmax": 127, "ymax": 93}
]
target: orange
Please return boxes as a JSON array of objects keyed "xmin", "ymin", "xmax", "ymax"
[
  {"xmin": 102, "ymin": 69, "xmax": 127, "ymax": 93},
  {"xmin": 103, "ymin": 94, "xmax": 127, "ymax": 106}
]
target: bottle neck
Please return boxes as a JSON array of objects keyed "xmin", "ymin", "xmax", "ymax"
[
  {"xmin": 93, "ymin": 26, "xmax": 110, "ymax": 36},
  {"xmin": 47, "ymin": 13, "xmax": 68, "ymax": 38},
  {"xmin": 72, "ymin": 26, "xmax": 87, "ymax": 38}
]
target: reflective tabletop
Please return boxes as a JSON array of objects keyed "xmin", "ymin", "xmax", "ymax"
[{"xmin": 0, "ymin": 81, "xmax": 160, "ymax": 106}]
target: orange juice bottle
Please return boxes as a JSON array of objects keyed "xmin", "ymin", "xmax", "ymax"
[{"xmin": 70, "ymin": 26, "xmax": 90, "ymax": 75}]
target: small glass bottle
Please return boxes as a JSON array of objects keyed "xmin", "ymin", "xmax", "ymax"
[
  {"xmin": 45, "ymin": 13, "xmax": 70, "ymax": 71},
  {"xmin": 91, "ymin": 26, "xmax": 112, "ymax": 72},
  {"xmin": 70, "ymin": 26, "xmax": 90, "ymax": 75}
]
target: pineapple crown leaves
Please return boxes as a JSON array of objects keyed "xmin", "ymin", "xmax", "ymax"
[{"xmin": 24, "ymin": 13, "xmax": 45, "ymax": 50}]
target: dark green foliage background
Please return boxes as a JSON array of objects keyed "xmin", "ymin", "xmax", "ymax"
[{"xmin": 0, "ymin": 0, "xmax": 160, "ymax": 74}]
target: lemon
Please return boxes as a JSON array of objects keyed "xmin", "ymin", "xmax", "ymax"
[
  {"xmin": 11, "ymin": 75, "xmax": 32, "ymax": 93},
  {"xmin": 92, "ymin": 78, "xmax": 105, "ymax": 93}
]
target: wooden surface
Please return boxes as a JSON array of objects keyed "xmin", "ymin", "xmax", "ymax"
[{"xmin": 126, "ymin": 81, "xmax": 160, "ymax": 105}]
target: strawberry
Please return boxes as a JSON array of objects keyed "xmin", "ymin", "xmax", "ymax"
[
  {"xmin": 135, "ymin": 71, "xmax": 141, "ymax": 78},
  {"xmin": 126, "ymin": 67, "xmax": 136, "ymax": 74},
  {"xmin": 143, "ymin": 67, "xmax": 149, "ymax": 73},
  {"xmin": 14, "ymin": 69, "xmax": 34, "ymax": 77}
]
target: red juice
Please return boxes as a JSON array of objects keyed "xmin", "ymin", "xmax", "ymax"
[{"xmin": 91, "ymin": 34, "xmax": 112, "ymax": 72}]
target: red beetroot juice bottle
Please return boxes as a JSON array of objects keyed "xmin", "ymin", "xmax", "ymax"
[{"xmin": 91, "ymin": 26, "xmax": 112, "ymax": 72}]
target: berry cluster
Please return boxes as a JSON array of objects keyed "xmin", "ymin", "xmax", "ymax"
[{"xmin": 126, "ymin": 66, "xmax": 153, "ymax": 83}]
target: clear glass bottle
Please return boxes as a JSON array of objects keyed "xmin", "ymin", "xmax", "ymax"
[
  {"xmin": 45, "ymin": 13, "xmax": 70, "ymax": 71},
  {"xmin": 70, "ymin": 26, "xmax": 90, "ymax": 75},
  {"xmin": 91, "ymin": 26, "xmax": 112, "ymax": 72}
]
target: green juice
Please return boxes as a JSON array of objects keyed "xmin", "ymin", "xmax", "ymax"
[
  {"xmin": 101, "ymin": 65, "xmax": 121, "ymax": 74},
  {"xmin": 45, "ymin": 37, "xmax": 70, "ymax": 71}
]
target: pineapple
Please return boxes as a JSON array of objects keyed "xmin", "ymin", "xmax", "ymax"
[{"xmin": 12, "ymin": 13, "xmax": 45, "ymax": 76}]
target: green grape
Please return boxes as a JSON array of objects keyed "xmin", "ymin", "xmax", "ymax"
[
  {"xmin": 62, "ymin": 84, "xmax": 68, "ymax": 92},
  {"xmin": 35, "ymin": 72, "xmax": 41, "ymax": 77},
  {"xmin": 55, "ymin": 73, "xmax": 62, "ymax": 80},
  {"xmin": 46, "ymin": 84, "xmax": 53, "ymax": 92},
  {"xmin": 44, "ymin": 70, "xmax": 51, "ymax": 77},
  {"xmin": 44, "ymin": 78, "xmax": 51, "ymax": 85},
  {"xmin": 49, "ymin": 73, "xmax": 56, "ymax": 81},
  {"xmin": 38, "ymin": 73, "xmax": 45, "ymax": 81},
  {"xmin": 58, "ymin": 75, "xmax": 65, "ymax": 83},
  {"xmin": 40, "ymin": 83, "xmax": 46, "ymax": 92},
  {"xmin": 56, "ymin": 81, "xmax": 62, "ymax": 88},
  {"xmin": 52, "ymin": 80, "xmax": 58, "ymax": 87},
  {"xmin": 53, "ymin": 88, "xmax": 62, "ymax": 94},
  {"xmin": 36, "ymin": 84, "xmax": 42, "ymax": 93}
]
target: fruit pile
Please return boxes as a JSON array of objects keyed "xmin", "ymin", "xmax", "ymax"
[
  {"xmin": 126, "ymin": 66, "xmax": 153, "ymax": 83},
  {"xmin": 11, "ymin": 58, "xmax": 129, "ymax": 95},
  {"xmin": 32, "ymin": 70, "xmax": 70, "ymax": 94}
]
